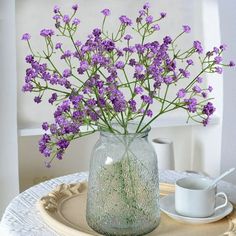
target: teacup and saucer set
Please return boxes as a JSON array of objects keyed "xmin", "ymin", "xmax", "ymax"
[{"xmin": 160, "ymin": 168, "xmax": 235, "ymax": 224}]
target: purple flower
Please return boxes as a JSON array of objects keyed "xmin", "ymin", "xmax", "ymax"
[
  {"xmin": 102, "ymin": 40, "xmax": 115, "ymax": 52},
  {"xmin": 141, "ymin": 95, "xmax": 153, "ymax": 104},
  {"xmin": 160, "ymin": 12, "xmax": 167, "ymax": 18},
  {"xmin": 22, "ymin": 83, "xmax": 33, "ymax": 92},
  {"xmin": 229, "ymin": 61, "xmax": 235, "ymax": 67},
  {"xmin": 193, "ymin": 85, "xmax": 201, "ymax": 93},
  {"xmin": 92, "ymin": 28, "xmax": 101, "ymax": 37},
  {"xmin": 72, "ymin": 110, "xmax": 84, "ymax": 119},
  {"xmin": 184, "ymin": 98, "xmax": 197, "ymax": 112},
  {"xmin": 208, "ymin": 86, "xmax": 213, "ymax": 92},
  {"xmin": 146, "ymin": 109, "xmax": 153, "ymax": 117},
  {"xmin": 72, "ymin": 18, "xmax": 80, "ymax": 26},
  {"xmin": 21, "ymin": 33, "xmax": 31, "ymax": 41},
  {"xmin": 146, "ymin": 15, "xmax": 153, "ymax": 24},
  {"xmin": 48, "ymin": 93, "xmax": 58, "ymax": 104},
  {"xmin": 101, "ymin": 8, "xmax": 111, "ymax": 16},
  {"xmin": 57, "ymin": 139, "xmax": 70, "ymax": 149},
  {"xmin": 202, "ymin": 92, "xmax": 208, "ymax": 98},
  {"xmin": 186, "ymin": 59, "xmax": 194, "ymax": 65},
  {"xmin": 34, "ymin": 96, "xmax": 42, "ymax": 104},
  {"xmin": 43, "ymin": 148, "xmax": 51, "ymax": 157},
  {"xmin": 50, "ymin": 74, "xmax": 59, "ymax": 85},
  {"xmin": 206, "ymin": 51, "xmax": 213, "ymax": 58},
  {"xmin": 119, "ymin": 15, "xmax": 132, "ymax": 26},
  {"xmin": 55, "ymin": 42, "xmax": 62, "ymax": 49},
  {"xmin": 139, "ymin": 10, "xmax": 145, "ymax": 16},
  {"xmin": 123, "ymin": 46, "xmax": 135, "ymax": 53},
  {"xmin": 213, "ymin": 47, "xmax": 219, "ymax": 54},
  {"xmin": 42, "ymin": 122, "xmax": 49, "ymax": 131},
  {"xmin": 163, "ymin": 36, "xmax": 172, "ymax": 44},
  {"xmin": 63, "ymin": 69, "xmax": 71, "ymax": 78},
  {"xmin": 214, "ymin": 56, "xmax": 223, "ymax": 64},
  {"xmin": 152, "ymin": 24, "xmax": 160, "ymax": 31},
  {"xmin": 53, "ymin": 5, "xmax": 60, "ymax": 14},
  {"xmin": 215, "ymin": 67, "xmax": 223, "ymax": 74},
  {"xmin": 25, "ymin": 55, "xmax": 34, "ymax": 63},
  {"xmin": 128, "ymin": 99, "xmax": 137, "ymax": 112},
  {"xmin": 75, "ymin": 40, "xmax": 82, "ymax": 47},
  {"xmin": 61, "ymin": 100, "xmax": 71, "ymax": 112},
  {"xmin": 53, "ymin": 14, "xmax": 60, "ymax": 21},
  {"xmin": 49, "ymin": 124, "xmax": 58, "ymax": 134},
  {"xmin": 38, "ymin": 134, "xmax": 51, "ymax": 157},
  {"xmin": 113, "ymin": 98, "xmax": 126, "ymax": 112},
  {"xmin": 129, "ymin": 59, "xmax": 136, "ymax": 66},
  {"xmin": 220, "ymin": 44, "xmax": 227, "ymax": 51},
  {"xmin": 135, "ymin": 64, "xmax": 144, "ymax": 74},
  {"xmin": 202, "ymin": 102, "xmax": 215, "ymax": 116},
  {"xmin": 40, "ymin": 29, "xmax": 54, "ymax": 37},
  {"xmin": 71, "ymin": 94, "xmax": 84, "ymax": 105},
  {"xmin": 72, "ymin": 4, "xmax": 78, "ymax": 11},
  {"xmin": 183, "ymin": 25, "xmax": 191, "ymax": 33},
  {"xmin": 134, "ymin": 86, "xmax": 143, "ymax": 94},
  {"xmin": 202, "ymin": 118, "xmax": 209, "ymax": 127},
  {"xmin": 89, "ymin": 111, "xmax": 99, "ymax": 121},
  {"xmin": 56, "ymin": 150, "xmax": 64, "ymax": 160},
  {"xmin": 80, "ymin": 61, "xmax": 89, "ymax": 70},
  {"xmin": 193, "ymin": 40, "xmax": 203, "ymax": 54},
  {"xmin": 179, "ymin": 68, "xmax": 190, "ymax": 78},
  {"xmin": 91, "ymin": 54, "xmax": 107, "ymax": 65},
  {"xmin": 97, "ymin": 97, "xmax": 106, "ymax": 107},
  {"xmin": 61, "ymin": 50, "xmax": 72, "ymax": 59},
  {"xmin": 63, "ymin": 15, "xmax": 70, "ymax": 23},
  {"xmin": 164, "ymin": 76, "xmax": 174, "ymax": 84},
  {"xmin": 115, "ymin": 61, "xmax": 125, "ymax": 69},
  {"xmin": 177, "ymin": 89, "xmax": 186, "ymax": 98},
  {"xmin": 135, "ymin": 44, "xmax": 145, "ymax": 53},
  {"xmin": 196, "ymin": 77, "xmax": 203, "ymax": 83},
  {"xmin": 143, "ymin": 2, "xmax": 151, "ymax": 9},
  {"xmin": 124, "ymin": 34, "xmax": 132, "ymax": 41}
]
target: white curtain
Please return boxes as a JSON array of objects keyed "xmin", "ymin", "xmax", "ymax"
[{"xmin": 0, "ymin": 0, "xmax": 19, "ymax": 217}]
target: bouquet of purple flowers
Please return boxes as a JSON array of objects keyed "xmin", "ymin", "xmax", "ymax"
[{"xmin": 22, "ymin": 2, "xmax": 234, "ymax": 166}]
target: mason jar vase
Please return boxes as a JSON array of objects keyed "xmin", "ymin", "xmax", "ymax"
[{"xmin": 86, "ymin": 124, "xmax": 160, "ymax": 235}]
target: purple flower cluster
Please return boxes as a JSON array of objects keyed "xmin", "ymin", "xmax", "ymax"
[
  {"xmin": 119, "ymin": 15, "xmax": 132, "ymax": 26},
  {"xmin": 21, "ymin": 2, "xmax": 235, "ymax": 165},
  {"xmin": 40, "ymin": 29, "xmax": 54, "ymax": 37},
  {"xmin": 22, "ymin": 33, "xmax": 31, "ymax": 41},
  {"xmin": 193, "ymin": 40, "xmax": 203, "ymax": 54},
  {"xmin": 183, "ymin": 25, "xmax": 191, "ymax": 33},
  {"xmin": 202, "ymin": 102, "xmax": 216, "ymax": 126},
  {"xmin": 101, "ymin": 8, "xmax": 111, "ymax": 16}
]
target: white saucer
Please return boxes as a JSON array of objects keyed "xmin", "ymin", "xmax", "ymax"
[{"xmin": 160, "ymin": 194, "xmax": 233, "ymax": 224}]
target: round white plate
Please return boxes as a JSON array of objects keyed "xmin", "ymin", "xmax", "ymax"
[{"xmin": 160, "ymin": 194, "xmax": 233, "ymax": 224}]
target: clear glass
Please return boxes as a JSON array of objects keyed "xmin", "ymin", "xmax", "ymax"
[{"xmin": 86, "ymin": 124, "xmax": 160, "ymax": 236}]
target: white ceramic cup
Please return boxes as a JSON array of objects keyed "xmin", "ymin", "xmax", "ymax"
[{"xmin": 175, "ymin": 177, "xmax": 228, "ymax": 218}]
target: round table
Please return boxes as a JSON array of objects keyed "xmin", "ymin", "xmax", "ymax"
[{"xmin": 1, "ymin": 170, "xmax": 236, "ymax": 236}]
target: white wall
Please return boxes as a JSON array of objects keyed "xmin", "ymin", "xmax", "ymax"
[
  {"xmin": 0, "ymin": 0, "xmax": 19, "ymax": 217},
  {"xmin": 219, "ymin": 0, "xmax": 236, "ymax": 184}
]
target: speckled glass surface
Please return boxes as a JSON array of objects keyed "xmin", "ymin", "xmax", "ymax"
[{"xmin": 86, "ymin": 125, "xmax": 160, "ymax": 235}]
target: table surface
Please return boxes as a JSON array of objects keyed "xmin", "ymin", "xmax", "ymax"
[{"xmin": 1, "ymin": 170, "xmax": 236, "ymax": 236}]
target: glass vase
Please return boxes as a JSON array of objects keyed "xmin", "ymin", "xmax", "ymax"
[{"xmin": 86, "ymin": 124, "xmax": 160, "ymax": 236}]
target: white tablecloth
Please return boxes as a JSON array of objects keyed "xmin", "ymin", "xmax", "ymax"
[{"xmin": 1, "ymin": 170, "xmax": 236, "ymax": 236}]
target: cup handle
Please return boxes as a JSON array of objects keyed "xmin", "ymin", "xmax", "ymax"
[{"xmin": 214, "ymin": 192, "xmax": 228, "ymax": 211}]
